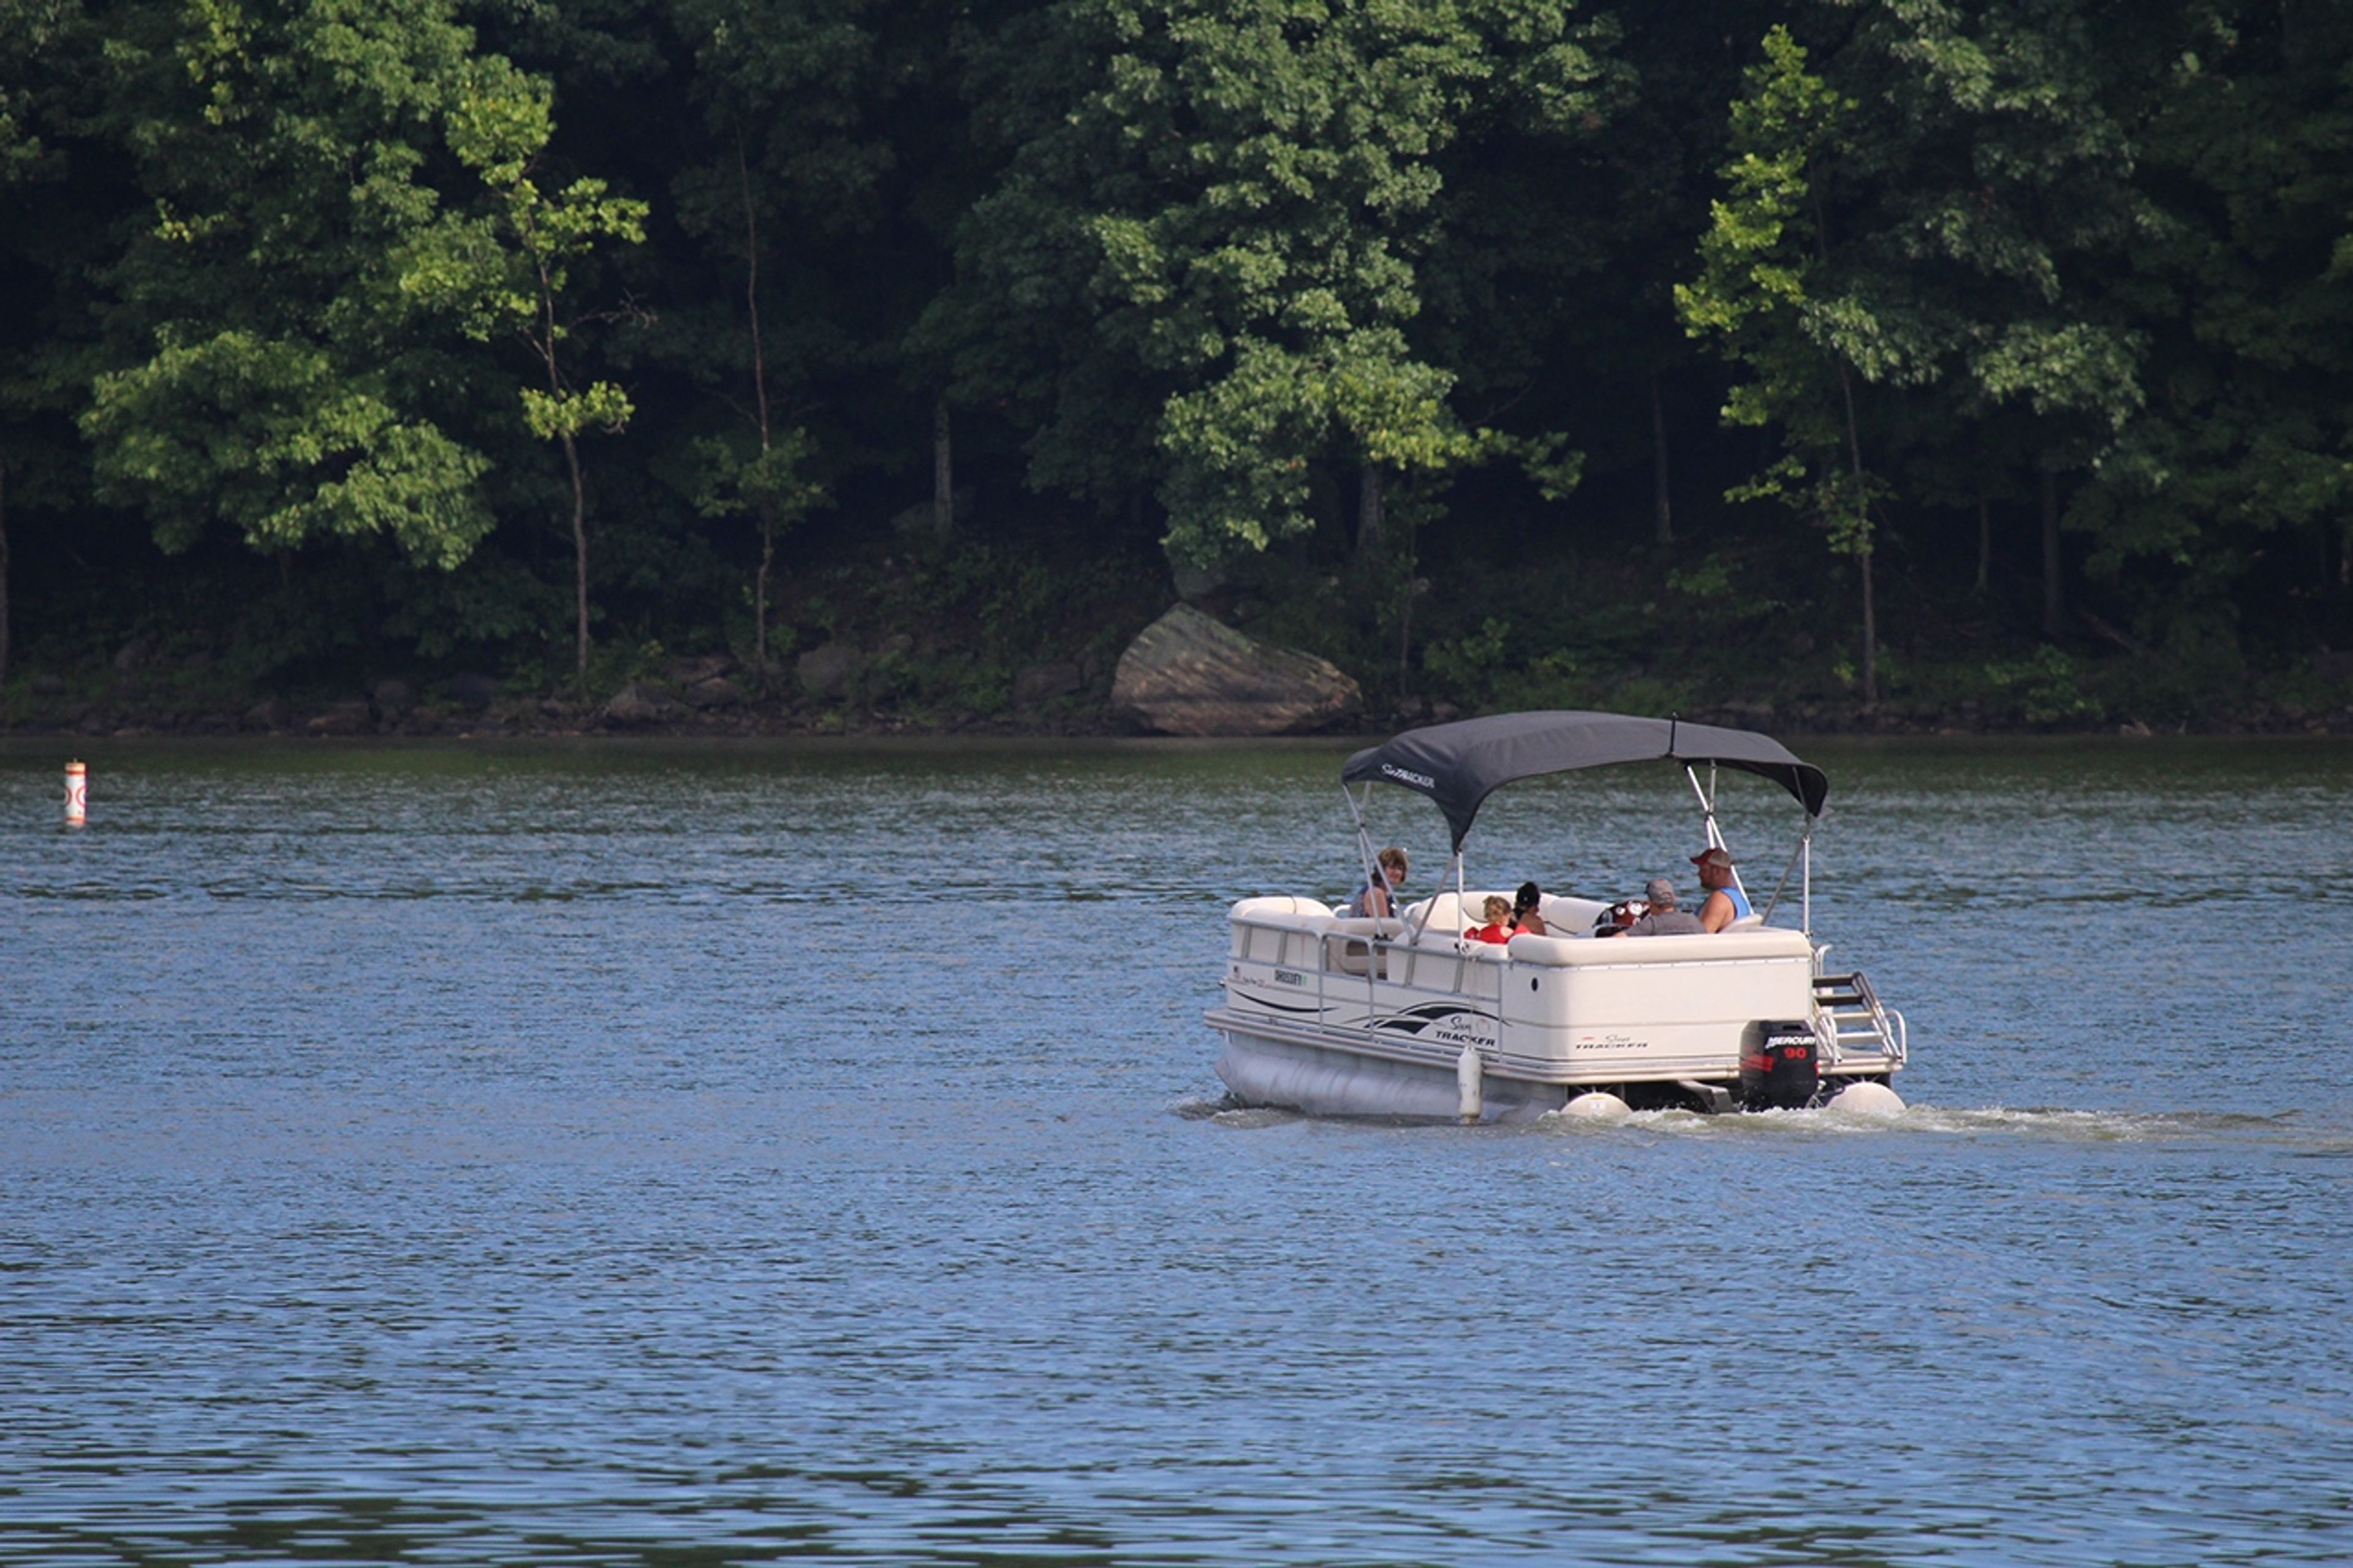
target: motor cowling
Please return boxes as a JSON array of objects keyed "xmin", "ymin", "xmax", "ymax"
[{"xmin": 1741, "ymin": 1021, "xmax": 1819, "ymax": 1110}]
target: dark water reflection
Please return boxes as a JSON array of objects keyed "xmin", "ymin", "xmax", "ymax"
[{"xmin": 3, "ymin": 737, "xmax": 2349, "ymax": 1566}]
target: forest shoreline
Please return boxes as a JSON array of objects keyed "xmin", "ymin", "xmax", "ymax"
[{"xmin": 9, "ymin": 681, "xmax": 2352, "ymax": 744}]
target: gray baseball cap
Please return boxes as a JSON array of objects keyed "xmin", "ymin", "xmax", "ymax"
[{"xmin": 1645, "ymin": 877, "xmax": 1677, "ymax": 907}]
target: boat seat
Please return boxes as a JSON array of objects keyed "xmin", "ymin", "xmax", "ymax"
[
  {"xmin": 1231, "ymin": 895, "xmax": 1342, "ymax": 925},
  {"xmin": 1409, "ymin": 890, "xmax": 1614, "ymax": 943},
  {"xmin": 1324, "ymin": 917, "xmax": 1404, "ymax": 977},
  {"xmin": 1409, "ymin": 892, "xmax": 1514, "ymax": 942}
]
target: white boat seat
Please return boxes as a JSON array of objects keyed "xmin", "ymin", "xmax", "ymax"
[
  {"xmin": 1409, "ymin": 892, "xmax": 1513, "ymax": 941},
  {"xmin": 1231, "ymin": 895, "xmax": 1342, "ymax": 925},
  {"xmin": 1409, "ymin": 890, "xmax": 1614, "ymax": 942},
  {"xmin": 1505, "ymin": 926, "xmax": 1814, "ymax": 963}
]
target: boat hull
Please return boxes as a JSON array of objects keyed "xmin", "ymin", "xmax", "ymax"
[{"xmin": 1210, "ymin": 1012, "xmax": 1568, "ymax": 1121}]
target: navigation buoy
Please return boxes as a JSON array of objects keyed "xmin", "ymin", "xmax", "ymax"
[
  {"xmin": 64, "ymin": 760, "xmax": 86, "ymax": 827},
  {"xmin": 1456, "ymin": 1045, "xmax": 1483, "ymax": 1123},
  {"xmin": 1825, "ymin": 1080, "xmax": 1905, "ymax": 1116},
  {"xmin": 1559, "ymin": 1091, "xmax": 1632, "ymax": 1121}
]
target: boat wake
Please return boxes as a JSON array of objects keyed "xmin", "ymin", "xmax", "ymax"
[
  {"xmin": 1181, "ymin": 1093, "xmax": 2338, "ymax": 1149},
  {"xmin": 1534, "ymin": 1101, "xmax": 2318, "ymax": 1146}
]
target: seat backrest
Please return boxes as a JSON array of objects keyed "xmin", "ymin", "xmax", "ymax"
[
  {"xmin": 1233, "ymin": 894, "xmax": 1341, "ymax": 923},
  {"xmin": 1416, "ymin": 891, "xmax": 1514, "ymax": 939}
]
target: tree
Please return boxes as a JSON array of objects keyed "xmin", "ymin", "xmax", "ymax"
[
  {"xmin": 0, "ymin": 0, "xmax": 80, "ymax": 686},
  {"xmin": 666, "ymin": 0, "xmax": 875, "ymax": 667},
  {"xmin": 1681, "ymin": 9, "xmax": 2154, "ymax": 699},
  {"xmin": 932, "ymin": 0, "xmax": 1618, "ymax": 571},
  {"xmin": 2074, "ymin": 0, "xmax": 2353, "ymax": 658},
  {"xmin": 1678, "ymin": 25, "xmax": 1895, "ymax": 699},
  {"xmin": 417, "ymin": 59, "xmax": 649, "ymax": 691},
  {"xmin": 75, "ymin": 0, "xmax": 532, "ymax": 573}
]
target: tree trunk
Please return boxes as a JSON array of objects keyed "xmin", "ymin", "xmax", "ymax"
[
  {"xmin": 0, "ymin": 456, "xmax": 11, "ymax": 689},
  {"xmin": 564, "ymin": 430, "xmax": 589, "ymax": 694},
  {"xmin": 755, "ymin": 513, "xmax": 775, "ymax": 675},
  {"xmin": 1836, "ymin": 366, "xmax": 1877, "ymax": 707},
  {"xmin": 933, "ymin": 397, "xmax": 953, "ymax": 539},
  {"xmin": 1860, "ymin": 539, "xmax": 1877, "ymax": 706},
  {"xmin": 740, "ymin": 131, "xmax": 776, "ymax": 675},
  {"xmin": 1650, "ymin": 364, "xmax": 1672, "ymax": 546},
  {"xmin": 1358, "ymin": 461, "xmax": 1384, "ymax": 553},
  {"xmin": 2041, "ymin": 465, "xmax": 2065, "ymax": 638},
  {"xmin": 1975, "ymin": 486, "xmax": 1990, "ymax": 596},
  {"xmin": 1396, "ymin": 537, "xmax": 1415, "ymax": 716}
]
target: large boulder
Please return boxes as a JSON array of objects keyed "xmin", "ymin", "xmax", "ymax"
[
  {"xmin": 1111, "ymin": 604, "xmax": 1362, "ymax": 736},
  {"xmin": 603, "ymin": 680, "xmax": 681, "ymax": 724},
  {"xmin": 683, "ymin": 675, "xmax": 745, "ymax": 709},
  {"xmin": 664, "ymin": 653, "xmax": 736, "ymax": 686}
]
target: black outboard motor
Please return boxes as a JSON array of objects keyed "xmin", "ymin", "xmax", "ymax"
[{"xmin": 1741, "ymin": 1021, "xmax": 1819, "ymax": 1110}]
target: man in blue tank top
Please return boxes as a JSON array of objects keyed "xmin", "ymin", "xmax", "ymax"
[{"xmin": 1693, "ymin": 846, "xmax": 1752, "ymax": 932}]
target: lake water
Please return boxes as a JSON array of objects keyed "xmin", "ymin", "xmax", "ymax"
[{"xmin": 2, "ymin": 735, "xmax": 2349, "ymax": 1566}]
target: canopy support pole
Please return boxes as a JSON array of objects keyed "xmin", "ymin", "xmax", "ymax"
[
  {"xmin": 1685, "ymin": 763, "xmax": 1754, "ymax": 906},
  {"xmin": 1344, "ymin": 783, "xmax": 1379, "ymax": 915},
  {"xmin": 1803, "ymin": 816, "xmax": 1814, "ymax": 936},
  {"xmin": 1759, "ymin": 830, "xmax": 1805, "ymax": 928}
]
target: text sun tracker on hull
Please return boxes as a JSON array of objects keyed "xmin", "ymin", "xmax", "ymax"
[{"xmin": 1207, "ymin": 711, "xmax": 1909, "ymax": 1121}]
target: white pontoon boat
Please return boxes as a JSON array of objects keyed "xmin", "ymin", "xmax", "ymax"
[{"xmin": 1207, "ymin": 711, "xmax": 1908, "ymax": 1120}]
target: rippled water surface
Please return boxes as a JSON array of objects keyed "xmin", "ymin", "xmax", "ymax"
[{"xmin": 3, "ymin": 735, "xmax": 2349, "ymax": 1566}]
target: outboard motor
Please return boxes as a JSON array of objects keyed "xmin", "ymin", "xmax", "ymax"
[{"xmin": 1741, "ymin": 1021, "xmax": 1819, "ymax": 1110}]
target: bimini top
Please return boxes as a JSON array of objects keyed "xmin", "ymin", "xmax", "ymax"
[{"xmin": 1341, "ymin": 710, "xmax": 1830, "ymax": 849}]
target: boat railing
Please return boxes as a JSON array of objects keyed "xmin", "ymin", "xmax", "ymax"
[
  {"xmin": 1233, "ymin": 906, "xmax": 1819, "ymax": 1033},
  {"xmin": 1231, "ymin": 907, "xmax": 1509, "ymax": 1024}
]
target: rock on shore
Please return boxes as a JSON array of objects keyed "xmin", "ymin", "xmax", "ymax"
[{"xmin": 1111, "ymin": 603, "xmax": 1362, "ymax": 736}]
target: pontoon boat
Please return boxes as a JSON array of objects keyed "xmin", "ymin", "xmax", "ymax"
[{"xmin": 1207, "ymin": 711, "xmax": 1908, "ymax": 1120}]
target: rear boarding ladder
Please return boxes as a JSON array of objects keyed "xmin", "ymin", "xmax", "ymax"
[{"xmin": 1813, "ymin": 969, "xmax": 1908, "ymax": 1069}]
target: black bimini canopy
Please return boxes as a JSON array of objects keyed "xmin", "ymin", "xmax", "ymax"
[{"xmin": 1341, "ymin": 710, "xmax": 1830, "ymax": 849}]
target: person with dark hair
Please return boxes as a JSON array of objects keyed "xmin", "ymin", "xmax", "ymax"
[
  {"xmin": 1692, "ymin": 846, "xmax": 1752, "ymax": 932},
  {"xmin": 1510, "ymin": 881, "xmax": 1548, "ymax": 936},
  {"xmin": 1347, "ymin": 846, "xmax": 1409, "ymax": 918}
]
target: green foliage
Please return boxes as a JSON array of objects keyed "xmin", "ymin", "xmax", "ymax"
[
  {"xmin": 1676, "ymin": 23, "xmax": 1886, "ymax": 665},
  {"xmin": 2077, "ymin": 1, "xmax": 2353, "ymax": 632},
  {"xmin": 75, "ymin": 0, "xmax": 526, "ymax": 568},
  {"xmin": 1984, "ymin": 644, "xmax": 2102, "ymax": 726},
  {"xmin": 86, "ymin": 333, "xmax": 492, "ymax": 564},
  {"xmin": 422, "ymin": 58, "xmax": 650, "ymax": 412},
  {"xmin": 379, "ymin": 549, "xmax": 563, "ymax": 658},
  {"xmin": 1664, "ymin": 553, "xmax": 1733, "ymax": 601},
  {"xmin": 937, "ymin": 0, "xmax": 1618, "ymax": 564},
  {"xmin": 5, "ymin": 0, "xmax": 2352, "ymax": 722},
  {"xmin": 689, "ymin": 421, "xmax": 828, "ymax": 594},
  {"xmin": 1422, "ymin": 615, "xmax": 1514, "ymax": 703},
  {"xmin": 1674, "ymin": 27, "xmax": 1846, "ymax": 357}
]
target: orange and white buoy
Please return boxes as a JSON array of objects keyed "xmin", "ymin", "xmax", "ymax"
[{"xmin": 64, "ymin": 759, "xmax": 86, "ymax": 827}]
